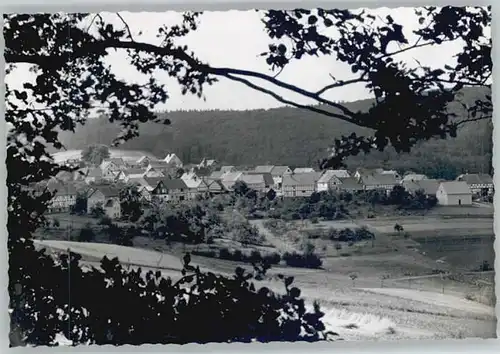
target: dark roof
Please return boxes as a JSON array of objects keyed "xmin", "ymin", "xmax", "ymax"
[
  {"xmin": 48, "ymin": 182, "xmax": 79, "ymax": 196},
  {"xmin": 143, "ymin": 177, "xmax": 164, "ymax": 189},
  {"xmin": 220, "ymin": 166, "xmax": 236, "ymax": 173},
  {"xmin": 255, "ymin": 165, "xmax": 275, "ymax": 173},
  {"xmin": 146, "ymin": 177, "xmax": 188, "ymax": 191},
  {"xmin": 338, "ymin": 177, "xmax": 364, "ymax": 190},
  {"xmin": 456, "ymin": 173, "xmax": 493, "ymax": 185},
  {"xmin": 91, "ymin": 185, "xmax": 120, "ymax": 198},
  {"xmin": 416, "ymin": 179, "xmax": 440, "ymax": 195},
  {"xmin": 270, "ymin": 166, "xmax": 291, "ymax": 176},
  {"xmin": 162, "ymin": 178, "xmax": 188, "ymax": 190},
  {"xmin": 246, "ymin": 172, "xmax": 274, "ymax": 186},
  {"xmin": 282, "ymin": 172, "xmax": 321, "ymax": 186}
]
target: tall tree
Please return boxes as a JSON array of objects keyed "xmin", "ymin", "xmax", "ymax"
[{"xmin": 81, "ymin": 144, "xmax": 111, "ymax": 166}]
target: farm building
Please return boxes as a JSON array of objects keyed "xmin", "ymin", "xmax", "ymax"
[
  {"xmin": 239, "ymin": 173, "xmax": 267, "ymax": 193},
  {"xmin": 220, "ymin": 166, "xmax": 237, "ymax": 173},
  {"xmin": 46, "ymin": 182, "xmax": 79, "ymax": 213},
  {"xmin": 316, "ymin": 170, "xmax": 343, "ymax": 192},
  {"xmin": 335, "ymin": 177, "xmax": 364, "ymax": 193},
  {"xmin": 163, "ymin": 153, "xmax": 183, "ymax": 168},
  {"xmin": 147, "ymin": 178, "xmax": 189, "ymax": 202},
  {"xmin": 220, "ymin": 171, "xmax": 244, "ymax": 190},
  {"xmin": 456, "ymin": 173, "xmax": 494, "ymax": 196},
  {"xmin": 87, "ymin": 185, "xmax": 122, "ymax": 219},
  {"xmin": 436, "ymin": 181, "xmax": 472, "ymax": 206},
  {"xmin": 401, "ymin": 174, "xmax": 428, "ymax": 183},
  {"xmin": 293, "ymin": 167, "xmax": 316, "ymax": 174},
  {"xmin": 358, "ymin": 173, "xmax": 399, "ymax": 194},
  {"xmin": 84, "ymin": 167, "xmax": 103, "ymax": 184},
  {"xmin": 282, "ymin": 172, "xmax": 321, "ymax": 197},
  {"xmin": 254, "ymin": 165, "xmax": 292, "ymax": 190}
]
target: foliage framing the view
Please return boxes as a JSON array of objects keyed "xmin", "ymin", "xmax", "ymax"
[{"xmin": 4, "ymin": 6, "xmax": 491, "ymax": 346}]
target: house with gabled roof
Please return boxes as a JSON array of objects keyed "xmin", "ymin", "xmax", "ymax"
[
  {"xmin": 293, "ymin": 167, "xmax": 316, "ymax": 174},
  {"xmin": 401, "ymin": 173, "xmax": 428, "ymax": 183},
  {"xmin": 122, "ymin": 168, "xmax": 148, "ymax": 181},
  {"xmin": 380, "ymin": 169, "xmax": 402, "ymax": 180},
  {"xmin": 148, "ymin": 177, "xmax": 189, "ymax": 202},
  {"xmin": 436, "ymin": 181, "xmax": 472, "ymax": 206},
  {"xmin": 220, "ymin": 165, "xmax": 236, "ymax": 173},
  {"xmin": 254, "ymin": 165, "xmax": 275, "ymax": 174},
  {"xmin": 87, "ymin": 185, "xmax": 122, "ymax": 218},
  {"xmin": 84, "ymin": 167, "xmax": 103, "ymax": 184},
  {"xmin": 415, "ymin": 179, "xmax": 440, "ymax": 197},
  {"xmin": 180, "ymin": 171, "xmax": 204, "ymax": 199},
  {"xmin": 163, "ymin": 153, "xmax": 183, "ymax": 168},
  {"xmin": 359, "ymin": 173, "xmax": 399, "ymax": 194},
  {"xmin": 336, "ymin": 177, "xmax": 364, "ymax": 193},
  {"xmin": 317, "ymin": 170, "xmax": 343, "ymax": 192},
  {"xmin": 282, "ymin": 172, "xmax": 321, "ymax": 198},
  {"xmin": 245, "ymin": 172, "xmax": 275, "ymax": 190},
  {"xmin": 46, "ymin": 182, "xmax": 79, "ymax": 213},
  {"xmin": 354, "ymin": 167, "xmax": 384, "ymax": 180},
  {"xmin": 100, "ymin": 158, "xmax": 127, "ymax": 174},
  {"xmin": 456, "ymin": 173, "xmax": 494, "ymax": 196},
  {"xmin": 198, "ymin": 158, "xmax": 218, "ymax": 169},
  {"xmin": 207, "ymin": 179, "xmax": 226, "ymax": 194},
  {"xmin": 254, "ymin": 165, "xmax": 292, "ymax": 191},
  {"xmin": 239, "ymin": 173, "xmax": 267, "ymax": 193},
  {"xmin": 220, "ymin": 171, "xmax": 243, "ymax": 190}
]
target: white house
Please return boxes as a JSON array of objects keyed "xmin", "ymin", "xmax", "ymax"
[
  {"xmin": 282, "ymin": 172, "xmax": 321, "ymax": 198},
  {"xmin": 293, "ymin": 167, "xmax": 316, "ymax": 174},
  {"xmin": 164, "ymin": 153, "xmax": 183, "ymax": 168},
  {"xmin": 87, "ymin": 186, "xmax": 122, "ymax": 219},
  {"xmin": 436, "ymin": 181, "xmax": 472, "ymax": 206},
  {"xmin": 316, "ymin": 170, "xmax": 343, "ymax": 192}
]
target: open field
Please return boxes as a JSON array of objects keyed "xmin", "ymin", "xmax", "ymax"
[
  {"xmin": 51, "ymin": 148, "xmax": 158, "ymax": 163},
  {"xmin": 34, "ymin": 239, "xmax": 496, "ymax": 341}
]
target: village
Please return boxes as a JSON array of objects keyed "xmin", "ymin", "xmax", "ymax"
[{"xmin": 40, "ymin": 151, "xmax": 494, "ymax": 219}]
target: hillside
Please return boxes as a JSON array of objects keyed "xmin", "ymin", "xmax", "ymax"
[{"xmin": 57, "ymin": 87, "xmax": 492, "ymax": 179}]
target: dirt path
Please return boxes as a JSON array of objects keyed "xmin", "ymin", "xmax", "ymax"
[{"xmin": 249, "ymin": 219, "xmax": 300, "ymax": 253}]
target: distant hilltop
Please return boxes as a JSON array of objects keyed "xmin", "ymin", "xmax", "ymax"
[{"xmin": 52, "ymin": 149, "xmax": 159, "ymax": 164}]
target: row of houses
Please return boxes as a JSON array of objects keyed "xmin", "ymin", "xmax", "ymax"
[{"xmin": 46, "ymin": 150, "xmax": 494, "ymax": 218}]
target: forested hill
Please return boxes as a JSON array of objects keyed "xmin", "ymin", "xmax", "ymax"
[{"xmin": 58, "ymin": 87, "xmax": 492, "ymax": 179}]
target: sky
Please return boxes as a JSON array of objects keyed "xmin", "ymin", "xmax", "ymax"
[{"xmin": 7, "ymin": 7, "xmax": 488, "ymax": 112}]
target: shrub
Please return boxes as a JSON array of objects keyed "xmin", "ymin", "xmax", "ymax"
[
  {"xmin": 89, "ymin": 203, "xmax": 105, "ymax": 219},
  {"xmin": 249, "ymin": 250, "xmax": 262, "ymax": 262},
  {"xmin": 310, "ymin": 217, "xmax": 319, "ymax": 224},
  {"xmin": 263, "ymin": 252, "xmax": 281, "ymax": 265},
  {"xmin": 10, "ymin": 240, "xmax": 329, "ymax": 346},
  {"xmin": 334, "ymin": 243, "xmax": 342, "ymax": 251},
  {"xmin": 192, "ymin": 249, "xmax": 217, "ymax": 258},
  {"xmin": 219, "ymin": 247, "xmax": 232, "ymax": 260},
  {"xmin": 98, "ymin": 215, "xmax": 112, "ymax": 226},
  {"xmin": 283, "ymin": 252, "xmax": 322, "ymax": 269},
  {"xmin": 232, "ymin": 249, "xmax": 244, "ymax": 261},
  {"xmin": 78, "ymin": 224, "xmax": 95, "ymax": 242}
]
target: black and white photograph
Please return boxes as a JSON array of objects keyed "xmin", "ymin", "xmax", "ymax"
[{"xmin": 4, "ymin": 5, "xmax": 495, "ymax": 347}]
